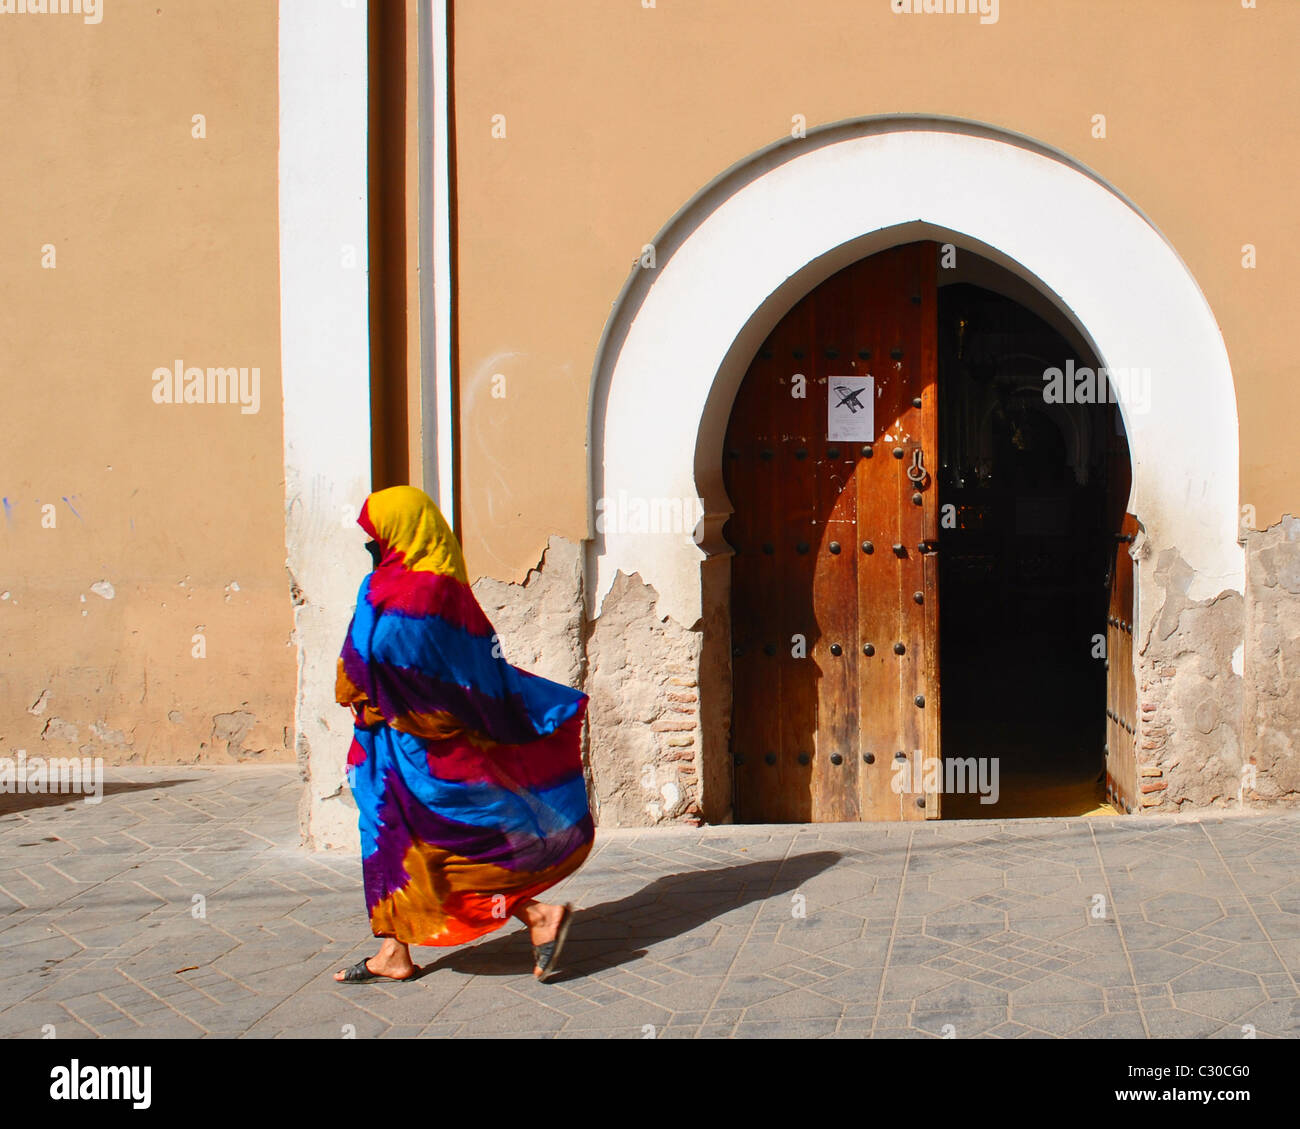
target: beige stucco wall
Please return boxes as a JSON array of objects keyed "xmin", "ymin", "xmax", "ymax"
[
  {"xmin": 2, "ymin": 0, "xmax": 1294, "ymax": 803},
  {"xmin": 452, "ymin": 0, "xmax": 1300, "ymax": 583},
  {"xmin": 0, "ymin": 2, "xmax": 294, "ymax": 764}
]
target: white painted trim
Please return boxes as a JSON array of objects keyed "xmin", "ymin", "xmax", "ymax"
[
  {"xmin": 278, "ymin": 0, "xmax": 373, "ymax": 848},
  {"xmin": 427, "ymin": 0, "xmax": 456, "ymax": 522},
  {"xmin": 590, "ymin": 120, "xmax": 1242, "ymax": 641}
]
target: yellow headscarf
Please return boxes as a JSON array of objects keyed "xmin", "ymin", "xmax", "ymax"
[{"xmin": 358, "ymin": 486, "xmax": 467, "ymax": 582}]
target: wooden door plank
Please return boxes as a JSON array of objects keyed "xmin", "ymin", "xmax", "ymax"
[
  {"xmin": 724, "ymin": 331, "xmax": 766, "ymax": 821},
  {"xmin": 912, "ymin": 243, "xmax": 942, "ymax": 819},
  {"xmin": 776, "ymin": 297, "xmax": 819, "ymax": 822},
  {"xmin": 892, "ymin": 244, "xmax": 930, "ymax": 823},
  {"xmin": 811, "ymin": 269, "xmax": 861, "ymax": 822},
  {"xmin": 854, "ymin": 250, "xmax": 906, "ymax": 819},
  {"xmin": 728, "ymin": 242, "xmax": 940, "ymax": 824},
  {"xmin": 1105, "ymin": 512, "xmax": 1138, "ymax": 813}
]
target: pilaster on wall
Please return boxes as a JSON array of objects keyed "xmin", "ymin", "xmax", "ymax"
[{"xmin": 279, "ymin": 0, "xmax": 374, "ymax": 849}]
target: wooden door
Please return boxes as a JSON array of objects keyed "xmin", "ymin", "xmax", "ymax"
[
  {"xmin": 1104, "ymin": 513, "xmax": 1138, "ymax": 814},
  {"xmin": 725, "ymin": 242, "xmax": 940, "ymax": 823}
]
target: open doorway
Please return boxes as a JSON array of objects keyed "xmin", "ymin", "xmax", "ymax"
[
  {"xmin": 936, "ymin": 274, "xmax": 1130, "ymax": 818},
  {"xmin": 722, "ymin": 242, "xmax": 1135, "ymax": 823}
]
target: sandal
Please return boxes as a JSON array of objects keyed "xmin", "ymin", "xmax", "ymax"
[
  {"xmin": 532, "ymin": 903, "xmax": 574, "ymax": 983},
  {"xmin": 337, "ymin": 958, "xmax": 419, "ymax": 984}
]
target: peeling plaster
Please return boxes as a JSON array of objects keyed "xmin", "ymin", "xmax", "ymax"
[
  {"xmin": 1241, "ymin": 515, "xmax": 1300, "ymax": 804},
  {"xmin": 90, "ymin": 721, "xmax": 131, "ymax": 749},
  {"xmin": 211, "ymin": 710, "xmax": 262, "ymax": 759},
  {"xmin": 586, "ymin": 570, "xmax": 704, "ymax": 827},
  {"xmin": 41, "ymin": 718, "xmax": 78, "ymax": 743},
  {"xmin": 1138, "ymin": 543, "xmax": 1245, "ymax": 810}
]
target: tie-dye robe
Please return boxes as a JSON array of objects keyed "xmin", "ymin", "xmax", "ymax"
[{"xmin": 336, "ymin": 486, "xmax": 593, "ymax": 947}]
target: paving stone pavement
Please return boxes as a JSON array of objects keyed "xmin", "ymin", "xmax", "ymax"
[{"xmin": 2, "ymin": 767, "xmax": 1300, "ymax": 1039}]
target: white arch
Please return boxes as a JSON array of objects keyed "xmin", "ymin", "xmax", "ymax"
[{"xmin": 589, "ymin": 119, "xmax": 1241, "ymax": 633}]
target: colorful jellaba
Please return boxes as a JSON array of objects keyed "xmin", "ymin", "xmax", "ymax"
[{"xmin": 336, "ymin": 486, "xmax": 593, "ymax": 946}]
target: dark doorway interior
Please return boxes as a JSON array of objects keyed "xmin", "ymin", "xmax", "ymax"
[{"xmin": 936, "ymin": 282, "xmax": 1128, "ymax": 818}]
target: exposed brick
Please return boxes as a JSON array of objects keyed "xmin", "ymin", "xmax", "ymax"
[
  {"xmin": 584, "ymin": 570, "xmax": 704, "ymax": 827},
  {"xmin": 650, "ymin": 718, "xmax": 695, "ymax": 732},
  {"xmin": 1141, "ymin": 780, "xmax": 1168, "ymax": 793}
]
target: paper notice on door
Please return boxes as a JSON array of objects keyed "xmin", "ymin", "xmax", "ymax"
[{"xmin": 827, "ymin": 375, "xmax": 874, "ymax": 441}]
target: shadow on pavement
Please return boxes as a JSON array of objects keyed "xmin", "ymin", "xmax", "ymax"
[
  {"xmin": 0, "ymin": 778, "xmax": 196, "ymax": 816},
  {"xmin": 423, "ymin": 850, "xmax": 842, "ymax": 983}
]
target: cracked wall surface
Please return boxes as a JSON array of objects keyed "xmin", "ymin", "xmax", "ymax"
[
  {"xmin": 1243, "ymin": 516, "xmax": 1300, "ymax": 803},
  {"xmin": 1129, "ymin": 510, "xmax": 1300, "ymax": 811},
  {"xmin": 472, "ymin": 539, "xmax": 709, "ymax": 829},
  {"xmin": 1136, "ymin": 543, "xmax": 1244, "ymax": 810},
  {"xmin": 471, "ymin": 537, "xmax": 591, "ymax": 817},
  {"xmin": 1134, "ymin": 518, "xmax": 1300, "ymax": 811},
  {"xmin": 464, "ymin": 523, "xmax": 1300, "ymax": 827},
  {"xmin": 472, "ymin": 536, "xmax": 585, "ymax": 690},
  {"xmin": 288, "ymin": 484, "xmax": 373, "ymax": 851},
  {"xmin": 5, "ymin": 582, "xmax": 294, "ymax": 770},
  {"xmin": 286, "ymin": 515, "xmax": 1300, "ymax": 842},
  {"xmin": 586, "ymin": 571, "xmax": 704, "ymax": 826}
]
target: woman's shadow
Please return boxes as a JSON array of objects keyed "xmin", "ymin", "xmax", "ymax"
[{"xmin": 420, "ymin": 850, "xmax": 842, "ymax": 983}]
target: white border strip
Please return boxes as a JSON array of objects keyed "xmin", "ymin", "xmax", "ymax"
[
  {"xmin": 278, "ymin": 0, "xmax": 373, "ymax": 847},
  {"xmin": 428, "ymin": 0, "xmax": 456, "ymax": 521}
]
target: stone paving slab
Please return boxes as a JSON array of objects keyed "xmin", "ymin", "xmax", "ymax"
[{"xmin": 2, "ymin": 767, "xmax": 1300, "ymax": 1038}]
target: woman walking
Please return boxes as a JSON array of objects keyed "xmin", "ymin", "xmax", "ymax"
[{"xmin": 332, "ymin": 486, "xmax": 592, "ymax": 984}]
